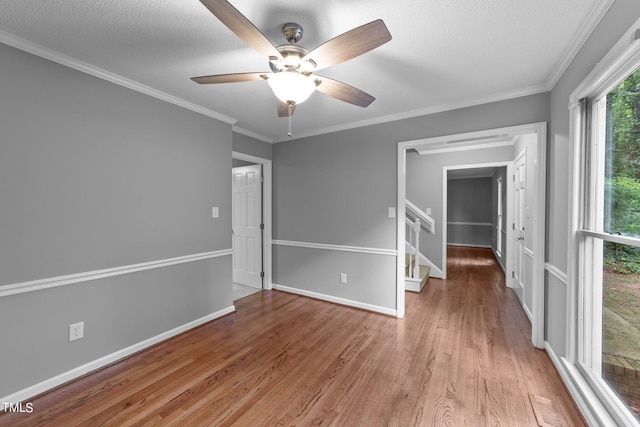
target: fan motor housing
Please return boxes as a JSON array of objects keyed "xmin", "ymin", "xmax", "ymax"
[{"xmin": 269, "ymin": 44, "xmax": 311, "ymax": 73}]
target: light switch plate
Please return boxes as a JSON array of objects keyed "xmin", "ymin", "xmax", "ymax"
[
  {"xmin": 388, "ymin": 207, "xmax": 396, "ymax": 218},
  {"xmin": 212, "ymin": 207, "xmax": 219, "ymax": 218}
]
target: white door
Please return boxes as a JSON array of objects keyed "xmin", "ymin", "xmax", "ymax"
[
  {"xmin": 232, "ymin": 164, "xmax": 262, "ymax": 289},
  {"xmin": 512, "ymin": 152, "xmax": 526, "ymax": 301}
]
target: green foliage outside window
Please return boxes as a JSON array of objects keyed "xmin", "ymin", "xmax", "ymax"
[{"xmin": 604, "ymin": 67, "xmax": 640, "ymax": 273}]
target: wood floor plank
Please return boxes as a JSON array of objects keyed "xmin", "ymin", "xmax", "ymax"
[{"xmin": 0, "ymin": 247, "xmax": 587, "ymax": 426}]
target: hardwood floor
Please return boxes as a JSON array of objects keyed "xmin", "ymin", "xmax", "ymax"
[{"xmin": 0, "ymin": 246, "xmax": 585, "ymax": 426}]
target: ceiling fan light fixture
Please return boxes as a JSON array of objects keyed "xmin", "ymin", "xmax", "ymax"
[{"xmin": 267, "ymin": 71, "xmax": 316, "ymax": 104}]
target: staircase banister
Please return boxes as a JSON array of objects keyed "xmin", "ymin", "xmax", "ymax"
[{"xmin": 405, "ymin": 199, "xmax": 435, "ymax": 234}]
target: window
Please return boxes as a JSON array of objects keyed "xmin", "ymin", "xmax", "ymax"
[{"xmin": 578, "ymin": 65, "xmax": 640, "ymax": 425}]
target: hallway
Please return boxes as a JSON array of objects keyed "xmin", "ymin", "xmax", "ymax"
[{"xmin": 0, "ymin": 247, "xmax": 585, "ymax": 426}]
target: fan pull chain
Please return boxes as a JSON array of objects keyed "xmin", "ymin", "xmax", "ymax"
[{"xmin": 287, "ymin": 103, "xmax": 293, "ymax": 137}]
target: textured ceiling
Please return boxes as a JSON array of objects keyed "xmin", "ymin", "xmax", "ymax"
[{"xmin": 0, "ymin": 0, "xmax": 611, "ymax": 142}]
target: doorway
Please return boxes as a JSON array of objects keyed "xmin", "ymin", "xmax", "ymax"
[
  {"xmin": 231, "ymin": 151, "xmax": 273, "ymax": 294},
  {"xmin": 232, "ymin": 163, "xmax": 262, "ymax": 289},
  {"xmin": 397, "ymin": 122, "xmax": 547, "ymax": 348}
]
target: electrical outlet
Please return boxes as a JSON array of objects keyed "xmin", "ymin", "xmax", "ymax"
[
  {"xmin": 69, "ymin": 322, "xmax": 84, "ymax": 342},
  {"xmin": 340, "ymin": 273, "xmax": 347, "ymax": 284}
]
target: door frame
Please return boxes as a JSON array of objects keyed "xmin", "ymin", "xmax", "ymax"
[
  {"xmin": 397, "ymin": 122, "xmax": 547, "ymax": 348},
  {"xmin": 232, "ymin": 151, "xmax": 273, "ymax": 290},
  {"xmin": 232, "ymin": 163, "xmax": 263, "ymax": 289}
]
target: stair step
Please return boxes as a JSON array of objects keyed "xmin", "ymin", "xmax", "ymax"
[{"xmin": 405, "ymin": 265, "xmax": 430, "ymax": 293}]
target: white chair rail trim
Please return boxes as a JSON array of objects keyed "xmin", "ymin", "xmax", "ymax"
[
  {"xmin": 544, "ymin": 262, "xmax": 568, "ymax": 285},
  {"xmin": 0, "ymin": 249, "xmax": 233, "ymax": 298},
  {"xmin": 272, "ymin": 239, "xmax": 397, "ymax": 256}
]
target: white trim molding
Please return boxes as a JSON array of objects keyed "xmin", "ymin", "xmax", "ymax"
[
  {"xmin": 1, "ymin": 305, "xmax": 235, "ymax": 404},
  {"xmin": 272, "ymin": 239, "xmax": 397, "ymax": 257},
  {"xmin": 545, "ymin": 342, "xmax": 617, "ymax": 427},
  {"xmin": 232, "ymin": 126, "xmax": 273, "ymax": 144},
  {"xmin": 0, "ymin": 249, "xmax": 233, "ymax": 298},
  {"xmin": 272, "ymin": 284, "xmax": 396, "ymax": 317},
  {"xmin": 524, "ymin": 247, "xmax": 534, "ymax": 259},
  {"xmin": 416, "ymin": 139, "xmax": 515, "ymax": 156},
  {"xmin": 275, "ymin": 84, "xmax": 550, "ymax": 143},
  {"xmin": 0, "ymin": 30, "xmax": 236, "ymax": 126},
  {"xmin": 545, "ymin": 0, "xmax": 615, "ymax": 90},
  {"xmin": 545, "ymin": 263, "xmax": 568, "ymax": 285}
]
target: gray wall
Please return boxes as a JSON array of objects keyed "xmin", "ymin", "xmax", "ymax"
[
  {"xmin": 273, "ymin": 93, "xmax": 549, "ymax": 309},
  {"xmin": 447, "ymin": 177, "xmax": 493, "ymax": 247},
  {"xmin": 546, "ymin": 0, "xmax": 640, "ymax": 356},
  {"xmin": 232, "ymin": 132, "xmax": 273, "ymax": 160},
  {"xmin": 273, "ymin": 129, "xmax": 397, "ymax": 309},
  {"xmin": 0, "ymin": 43, "xmax": 233, "ymax": 397}
]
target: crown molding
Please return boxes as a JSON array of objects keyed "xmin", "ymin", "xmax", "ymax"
[
  {"xmin": 545, "ymin": 0, "xmax": 615, "ymax": 90},
  {"xmin": 0, "ymin": 30, "xmax": 236, "ymax": 125},
  {"xmin": 2, "ymin": 0, "xmax": 613, "ymax": 147},
  {"xmin": 232, "ymin": 125, "xmax": 273, "ymax": 143},
  {"xmin": 273, "ymin": 83, "xmax": 550, "ymax": 143}
]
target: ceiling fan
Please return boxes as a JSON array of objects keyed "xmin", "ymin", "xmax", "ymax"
[{"xmin": 191, "ymin": 0, "xmax": 392, "ymax": 133}]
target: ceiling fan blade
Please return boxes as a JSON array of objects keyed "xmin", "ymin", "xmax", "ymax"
[
  {"xmin": 302, "ymin": 19, "xmax": 391, "ymax": 71},
  {"xmin": 277, "ymin": 100, "xmax": 296, "ymax": 117},
  {"xmin": 191, "ymin": 72, "xmax": 268, "ymax": 84},
  {"xmin": 315, "ymin": 76, "xmax": 375, "ymax": 107},
  {"xmin": 199, "ymin": 0, "xmax": 283, "ymax": 61}
]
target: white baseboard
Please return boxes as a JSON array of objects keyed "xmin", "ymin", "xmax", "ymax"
[
  {"xmin": 491, "ymin": 248, "xmax": 506, "ymax": 274},
  {"xmin": 272, "ymin": 284, "xmax": 396, "ymax": 317},
  {"xmin": 545, "ymin": 342, "xmax": 617, "ymax": 427},
  {"xmin": 2, "ymin": 305, "xmax": 235, "ymax": 404},
  {"xmin": 447, "ymin": 243, "xmax": 493, "ymax": 249}
]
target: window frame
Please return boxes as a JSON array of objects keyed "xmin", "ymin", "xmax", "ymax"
[{"xmin": 568, "ymin": 20, "xmax": 640, "ymax": 427}]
